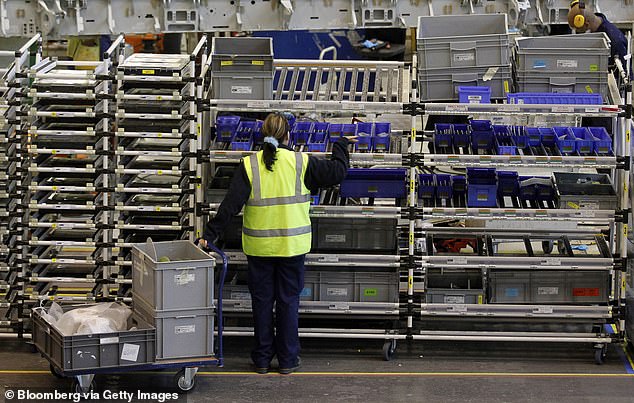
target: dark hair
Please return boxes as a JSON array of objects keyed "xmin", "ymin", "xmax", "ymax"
[{"xmin": 261, "ymin": 113, "xmax": 290, "ymax": 172}]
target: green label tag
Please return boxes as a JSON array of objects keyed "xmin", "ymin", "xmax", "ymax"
[
  {"xmin": 364, "ymin": 288, "xmax": 378, "ymax": 296},
  {"xmin": 589, "ymin": 64, "xmax": 598, "ymax": 72}
]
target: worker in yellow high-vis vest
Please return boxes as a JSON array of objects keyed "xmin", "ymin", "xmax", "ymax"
[{"xmin": 201, "ymin": 112, "xmax": 356, "ymax": 374}]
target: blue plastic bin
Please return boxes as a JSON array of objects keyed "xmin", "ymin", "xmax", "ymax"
[
  {"xmin": 452, "ymin": 175, "xmax": 466, "ymax": 196},
  {"xmin": 453, "ymin": 124, "xmax": 471, "ymax": 148},
  {"xmin": 232, "ymin": 121, "xmax": 257, "ymax": 150},
  {"xmin": 307, "ymin": 129, "xmax": 329, "ymax": 152},
  {"xmin": 507, "ymin": 92, "xmax": 603, "ymax": 105},
  {"xmin": 328, "ymin": 123, "xmax": 356, "ymax": 139},
  {"xmin": 373, "ymin": 122, "xmax": 391, "ymax": 152},
  {"xmin": 418, "ymin": 174, "xmax": 435, "ymax": 200},
  {"xmin": 435, "ymin": 174, "xmax": 453, "ymax": 200},
  {"xmin": 587, "ymin": 127, "xmax": 612, "ymax": 154},
  {"xmin": 434, "ymin": 123, "xmax": 453, "ymax": 148},
  {"xmin": 526, "ymin": 127, "xmax": 541, "ymax": 147},
  {"xmin": 252, "ymin": 120, "xmax": 264, "ymax": 144},
  {"xmin": 470, "ymin": 120, "xmax": 494, "ymax": 151},
  {"xmin": 291, "ymin": 121, "xmax": 314, "ymax": 145},
  {"xmin": 340, "ymin": 168, "xmax": 407, "ymax": 198},
  {"xmin": 459, "ymin": 86, "xmax": 491, "ymax": 104},
  {"xmin": 467, "ymin": 168, "xmax": 497, "ymax": 207},
  {"xmin": 571, "ymin": 127, "xmax": 594, "ymax": 155},
  {"xmin": 216, "ymin": 115, "xmax": 241, "ymax": 142},
  {"xmin": 554, "ymin": 127, "xmax": 576, "ymax": 154},
  {"xmin": 538, "ymin": 127, "xmax": 556, "ymax": 147},
  {"xmin": 373, "ymin": 133, "xmax": 391, "ymax": 152},
  {"xmin": 497, "ymin": 171, "xmax": 519, "ymax": 197},
  {"xmin": 231, "ymin": 136, "xmax": 253, "ymax": 151},
  {"xmin": 470, "ymin": 120, "xmax": 492, "ymax": 131},
  {"xmin": 355, "ymin": 122, "xmax": 373, "ymax": 151}
]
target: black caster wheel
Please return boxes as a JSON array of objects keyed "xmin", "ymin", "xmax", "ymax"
[
  {"xmin": 50, "ymin": 364, "xmax": 65, "ymax": 379},
  {"xmin": 382, "ymin": 340, "xmax": 397, "ymax": 361},
  {"xmin": 71, "ymin": 378, "xmax": 95, "ymax": 394},
  {"xmin": 594, "ymin": 344, "xmax": 608, "ymax": 365},
  {"xmin": 174, "ymin": 369, "xmax": 196, "ymax": 393},
  {"xmin": 542, "ymin": 240, "xmax": 554, "ymax": 254}
]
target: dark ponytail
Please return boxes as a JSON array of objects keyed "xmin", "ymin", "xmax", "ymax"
[
  {"xmin": 262, "ymin": 141, "xmax": 278, "ymax": 172},
  {"xmin": 261, "ymin": 113, "xmax": 290, "ymax": 172}
]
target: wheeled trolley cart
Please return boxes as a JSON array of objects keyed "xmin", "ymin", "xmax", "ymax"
[{"xmin": 31, "ymin": 240, "xmax": 227, "ymax": 394}]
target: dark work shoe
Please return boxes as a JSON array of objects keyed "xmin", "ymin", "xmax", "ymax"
[
  {"xmin": 251, "ymin": 363, "xmax": 271, "ymax": 374},
  {"xmin": 278, "ymin": 357, "xmax": 301, "ymax": 375}
]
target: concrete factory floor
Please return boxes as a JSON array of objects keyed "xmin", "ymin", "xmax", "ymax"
[{"xmin": 1, "ymin": 337, "xmax": 633, "ymax": 402}]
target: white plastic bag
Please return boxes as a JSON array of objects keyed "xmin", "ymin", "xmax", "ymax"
[{"xmin": 54, "ymin": 302, "xmax": 132, "ymax": 336}]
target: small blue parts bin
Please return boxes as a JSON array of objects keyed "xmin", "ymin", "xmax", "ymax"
[
  {"xmin": 340, "ymin": 168, "xmax": 407, "ymax": 199},
  {"xmin": 458, "ymin": 86, "xmax": 491, "ymax": 104},
  {"xmin": 216, "ymin": 115, "xmax": 241, "ymax": 142}
]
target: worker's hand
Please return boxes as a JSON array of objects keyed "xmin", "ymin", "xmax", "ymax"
[
  {"xmin": 344, "ymin": 136, "xmax": 359, "ymax": 143},
  {"xmin": 196, "ymin": 238, "xmax": 209, "ymax": 249}
]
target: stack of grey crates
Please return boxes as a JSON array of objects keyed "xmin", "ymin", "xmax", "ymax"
[
  {"xmin": 416, "ymin": 14, "xmax": 512, "ymax": 101},
  {"xmin": 514, "ymin": 33, "xmax": 610, "ymax": 99},
  {"xmin": 132, "ymin": 240, "xmax": 216, "ymax": 360},
  {"xmin": 210, "ymin": 37, "xmax": 273, "ymax": 100}
]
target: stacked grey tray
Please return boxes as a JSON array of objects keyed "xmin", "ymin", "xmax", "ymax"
[
  {"xmin": 113, "ymin": 53, "xmax": 197, "ymax": 294},
  {"xmin": 210, "ymin": 37, "xmax": 273, "ymax": 100},
  {"xmin": 18, "ymin": 58, "xmax": 113, "ymax": 307},
  {"xmin": 416, "ymin": 14, "xmax": 512, "ymax": 101},
  {"xmin": 132, "ymin": 240, "xmax": 215, "ymax": 360},
  {"xmin": 514, "ymin": 33, "xmax": 610, "ymax": 98}
]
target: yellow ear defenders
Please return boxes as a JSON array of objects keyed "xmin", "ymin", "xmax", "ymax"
[{"xmin": 570, "ymin": 0, "xmax": 587, "ymax": 29}]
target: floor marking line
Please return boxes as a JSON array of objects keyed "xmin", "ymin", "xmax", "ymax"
[
  {"xmin": 1, "ymin": 370, "xmax": 632, "ymax": 378},
  {"xmin": 623, "ymin": 346, "xmax": 634, "ymax": 374}
]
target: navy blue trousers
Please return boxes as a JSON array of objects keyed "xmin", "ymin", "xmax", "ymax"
[{"xmin": 246, "ymin": 254, "xmax": 305, "ymax": 368}]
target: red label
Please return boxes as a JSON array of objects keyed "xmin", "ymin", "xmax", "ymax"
[{"xmin": 572, "ymin": 288, "xmax": 600, "ymax": 297}]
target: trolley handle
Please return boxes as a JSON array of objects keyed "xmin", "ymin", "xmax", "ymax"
[{"xmin": 194, "ymin": 238, "xmax": 227, "ymax": 367}]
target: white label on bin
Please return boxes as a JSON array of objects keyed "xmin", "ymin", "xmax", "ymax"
[
  {"xmin": 468, "ymin": 95, "xmax": 482, "ymax": 104},
  {"xmin": 448, "ymin": 256, "xmax": 468, "ymax": 265},
  {"xmin": 175, "ymin": 325, "xmax": 196, "ymax": 334},
  {"xmin": 327, "ymin": 288, "xmax": 348, "ymax": 296},
  {"xmin": 551, "ymin": 105, "xmax": 574, "ymax": 113},
  {"xmin": 231, "ymin": 292, "xmax": 252, "ymax": 300},
  {"xmin": 578, "ymin": 201, "xmax": 599, "ymax": 210},
  {"xmin": 444, "ymin": 295, "xmax": 465, "ymax": 304},
  {"xmin": 100, "ymin": 337, "xmax": 119, "ymax": 345},
  {"xmin": 482, "ymin": 67, "xmax": 499, "ymax": 82},
  {"xmin": 453, "ymin": 53, "xmax": 475, "ymax": 62},
  {"xmin": 175, "ymin": 272, "xmax": 195, "ymax": 286},
  {"xmin": 543, "ymin": 258, "xmax": 562, "ymax": 266},
  {"xmin": 120, "ymin": 343, "xmax": 140, "ymax": 362},
  {"xmin": 325, "ymin": 234, "xmax": 346, "ymax": 243},
  {"xmin": 538, "ymin": 287, "xmax": 559, "ymax": 295},
  {"xmin": 557, "ymin": 59, "xmax": 578, "ymax": 69},
  {"xmin": 231, "ymin": 86, "xmax": 253, "ymax": 94}
]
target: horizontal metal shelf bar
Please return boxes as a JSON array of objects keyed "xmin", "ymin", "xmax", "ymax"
[
  {"xmin": 209, "ymin": 99, "xmax": 403, "ymax": 114},
  {"xmin": 423, "ymin": 154, "xmax": 616, "ymax": 168},
  {"xmin": 423, "ymin": 103, "xmax": 622, "ymax": 117},
  {"xmin": 412, "ymin": 332, "xmax": 612, "ymax": 343},
  {"xmin": 221, "ymin": 326, "xmax": 405, "ymax": 339},
  {"xmin": 419, "ymin": 303, "xmax": 611, "ymax": 318},
  {"xmin": 421, "ymin": 207, "xmax": 614, "ymax": 222},
  {"xmin": 224, "ymin": 251, "xmax": 401, "ymax": 267},
  {"xmin": 209, "ymin": 150, "xmax": 403, "ymax": 166}
]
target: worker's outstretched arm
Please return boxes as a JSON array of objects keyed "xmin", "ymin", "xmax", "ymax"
[{"xmin": 304, "ymin": 137, "xmax": 351, "ymax": 191}]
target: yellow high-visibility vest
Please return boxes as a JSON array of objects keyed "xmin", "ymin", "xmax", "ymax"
[{"xmin": 242, "ymin": 148, "xmax": 311, "ymax": 257}]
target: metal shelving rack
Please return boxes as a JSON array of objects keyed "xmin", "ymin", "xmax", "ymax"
[
  {"xmin": 408, "ymin": 98, "xmax": 630, "ymax": 361},
  {"xmin": 200, "ymin": 58, "xmax": 411, "ymax": 355},
  {"xmin": 11, "ymin": 36, "xmax": 124, "ymax": 333},
  {"xmin": 0, "ymin": 34, "xmax": 41, "ymax": 336},
  {"xmin": 110, "ymin": 37, "xmax": 207, "ymax": 299}
]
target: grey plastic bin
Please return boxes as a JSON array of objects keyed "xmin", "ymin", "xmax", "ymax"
[
  {"xmin": 425, "ymin": 268, "xmax": 484, "ymax": 304},
  {"xmin": 132, "ymin": 240, "xmax": 215, "ymax": 312},
  {"xmin": 416, "ymin": 14, "xmax": 510, "ymax": 70},
  {"xmin": 489, "ymin": 270, "xmax": 609, "ymax": 304},
  {"xmin": 419, "ymin": 65, "xmax": 512, "ymax": 101},
  {"xmin": 32, "ymin": 304, "xmax": 155, "ymax": 372},
  {"xmin": 311, "ymin": 218, "xmax": 397, "ymax": 252},
  {"xmin": 554, "ymin": 172, "xmax": 617, "ymax": 210},
  {"xmin": 425, "ymin": 289, "xmax": 484, "ymax": 304},
  {"xmin": 134, "ymin": 296, "xmax": 214, "ymax": 360},
  {"xmin": 515, "ymin": 34, "xmax": 610, "ymax": 74},
  {"xmin": 210, "ymin": 71, "xmax": 273, "ymax": 100},
  {"xmin": 211, "ymin": 37, "xmax": 274, "ymax": 73},
  {"xmin": 301, "ymin": 270, "xmax": 399, "ymax": 303},
  {"xmin": 515, "ymin": 71, "xmax": 608, "ymax": 98}
]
